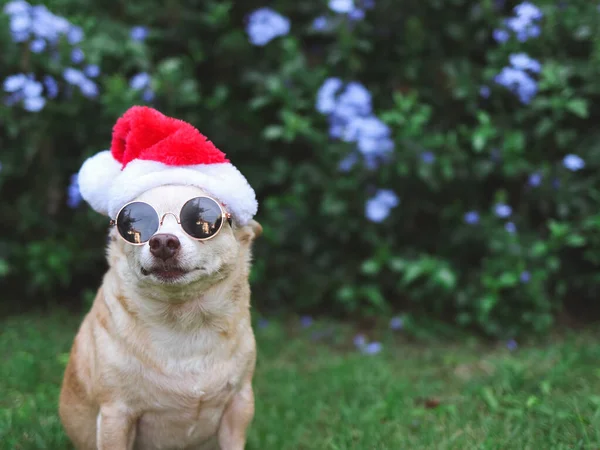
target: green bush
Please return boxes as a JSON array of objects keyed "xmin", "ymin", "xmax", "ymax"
[{"xmin": 1, "ymin": 0, "xmax": 600, "ymax": 337}]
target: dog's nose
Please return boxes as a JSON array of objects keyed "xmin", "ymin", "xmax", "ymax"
[{"xmin": 148, "ymin": 233, "xmax": 181, "ymax": 261}]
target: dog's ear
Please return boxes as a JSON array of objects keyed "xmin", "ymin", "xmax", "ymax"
[{"xmin": 234, "ymin": 219, "xmax": 262, "ymax": 246}]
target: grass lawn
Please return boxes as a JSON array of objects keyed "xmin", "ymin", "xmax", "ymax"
[{"xmin": 1, "ymin": 309, "xmax": 600, "ymax": 449}]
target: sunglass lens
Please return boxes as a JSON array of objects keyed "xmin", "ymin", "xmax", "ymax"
[
  {"xmin": 116, "ymin": 202, "xmax": 159, "ymax": 244},
  {"xmin": 180, "ymin": 197, "xmax": 223, "ymax": 239}
]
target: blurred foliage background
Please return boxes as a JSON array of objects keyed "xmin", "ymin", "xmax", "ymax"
[{"xmin": 1, "ymin": 0, "xmax": 599, "ymax": 338}]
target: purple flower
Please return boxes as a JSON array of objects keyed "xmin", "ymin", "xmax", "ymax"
[
  {"xmin": 43, "ymin": 75, "xmax": 58, "ymax": 99},
  {"xmin": 67, "ymin": 174, "xmax": 82, "ymax": 207},
  {"xmin": 494, "ymin": 203, "xmax": 512, "ymax": 218},
  {"xmin": 514, "ymin": 2, "xmax": 543, "ymax": 21},
  {"xmin": 300, "ymin": 316, "xmax": 313, "ymax": 328},
  {"xmin": 563, "ymin": 154, "xmax": 585, "ymax": 171},
  {"xmin": 130, "ymin": 26, "xmax": 148, "ymax": 42},
  {"xmin": 335, "ymin": 82, "xmax": 372, "ymax": 119},
  {"xmin": 79, "ymin": 78, "xmax": 99, "ymax": 99},
  {"xmin": 505, "ymin": 222, "xmax": 517, "ymax": 233},
  {"xmin": 506, "ymin": 339, "xmax": 518, "ymax": 351},
  {"xmin": 63, "ymin": 68, "xmax": 85, "ymax": 86},
  {"xmin": 84, "ymin": 65, "xmax": 100, "ymax": 78},
  {"xmin": 71, "ymin": 48, "xmax": 85, "ymax": 64},
  {"xmin": 348, "ymin": 8, "xmax": 365, "ymax": 20},
  {"xmin": 9, "ymin": 13, "xmax": 31, "ymax": 42},
  {"xmin": 362, "ymin": 342, "xmax": 382, "ymax": 355},
  {"xmin": 67, "ymin": 26, "xmax": 83, "ymax": 44},
  {"xmin": 528, "ymin": 172, "xmax": 542, "ymax": 187},
  {"xmin": 22, "ymin": 79, "xmax": 43, "ymax": 98},
  {"xmin": 480, "ymin": 85, "xmax": 491, "ymax": 98},
  {"xmin": 329, "ymin": 0, "xmax": 355, "ymax": 13},
  {"xmin": 503, "ymin": 2, "xmax": 543, "ymax": 42},
  {"xmin": 509, "ymin": 53, "xmax": 541, "ymax": 73},
  {"xmin": 23, "ymin": 96, "xmax": 45, "ymax": 112},
  {"xmin": 494, "ymin": 67, "xmax": 538, "ymax": 104},
  {"xmin": 520, "ymin": 271, "xmax": 531, "ymax": 283},
  {"xmin": 30, "ymin": 38, "xmax": 46, "ymax": 53},
  {"xmin": 464, "ymin": 211, "xmax": 480, "ymax": 225},
  {"xmin": 519, "ymin": 24, "xmax": 540, "ymax": 41},
  {"xmin": 338, "ymin": 153, "xmax": 358, "ymax": 172},
  {"xmin": 421, "ymin": 151, "xmax": 435, "ymax": 164},
  {"xmin": 345, "ymin": 116, "xmax": 394, "ymax": 161},
  {"xmin": 361, "ymin": 0, "xmax": 375, "ymax": 9},
  {"xmin": 312, "ymin": 16, "xmax": 328, "ymax": 31},
  {"xmin": 3, "ymin": 74, "xmax": 28, "ymax": 93},
  {"xmin": 316, "ymin": 77, "xmax": 343, "ymax": 114},
  {"xmin": 246, "ymin": 8, "xmax": 290, "ymax": 46},
  {"xmin": 129, "ymin": 72, "xmax": 151, "ymax": 90},
  {"xmin": 365, "ymin": 189, "xmax": 399, "ymax": 223},
  {"xmin": 4, "ymin": 1, "xmax": 30, "ymax": 15},
  {"xmin": 493, "ymin": 29, "xmax": 510, "ymax": 43},
  {"xmin": 258, "ymin": 318, "xmax": 269, "ymax": 329},
  {"xmin": 142, "ymin": 88, "xmax": 154, "ymax": 102},
  {"xmin": 390, "ymin": 316, "xmax": 403, "ymax": 330},
  {"xmin": 353, "ymin": 334, "xmax": 367, "ymax": 348}
]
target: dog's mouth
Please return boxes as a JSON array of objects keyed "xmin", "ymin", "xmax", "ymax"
[{"xmin": 141, "ymin": 265, "xmax": 198, "ymax": 282}]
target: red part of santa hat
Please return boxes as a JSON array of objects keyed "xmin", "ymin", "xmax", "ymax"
[{"xmin": 78, "ymin": 106, "xmax": 258, "ymax": 225}]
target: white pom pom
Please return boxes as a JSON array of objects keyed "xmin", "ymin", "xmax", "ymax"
[{"xmin": 78, "ymin": 150, "xmax": 122, "ymax": 216}]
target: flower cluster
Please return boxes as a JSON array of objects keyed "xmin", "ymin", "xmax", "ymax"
[
  {"xmin": 130, "ymin": 26, "xmax": 148, "ymax": 42},
  {"xmin": 316, "ymin": 78, "xmax": 394, "ymax": 171},
  {"xmin": 563, "ymin": 154, "xmax": 585, "ymax": 171},
  {"xmin": 494, "ymin": 53, "xmax": 541, "ymax": 104},
  {"xmin": 4, "ymin": 0, "xmax": 82, "ymax": 45},
  {"xmin": 493, "ymin": 1, "xmax": 542, "ymax": 43},
  {"xmin": 2, "ymin": 1, "xmax": 100, "ymax": 110},
  {"xmin": 62, "ymin": 68, "xmax": 99, "ymax": 99},
  {"xmin": 246, "ymin": 8, "xmax": 290, "ymax": 46},
  {"xmin": 126, "ymin": 26, "xmax": 154, "ymax": 103},
  {"xmin": 365, "ymin": 189, "xmax": 400, "ymax": 223},
  {"xmin": 129, "ymin": 72, "xmax": 154, "ymax": 103},
  {"xmin": 329, "ymin": 0, "xmax": 374, "ymax": 20},
  {"xmin": 313, "ymin": 0, "xmax": 375, "ymax": 30},
  {"xmin": 3, "ymin": 74, "xmax": 46, "ymax": 111},
  {"xmin": 353, "ymin": 334, "xmax": 382, "ymax": 355}
]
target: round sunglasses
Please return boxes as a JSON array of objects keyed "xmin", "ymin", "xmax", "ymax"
[{"xmin": 109, "ymin": 196, "xmax": 232, "ymax": 245}]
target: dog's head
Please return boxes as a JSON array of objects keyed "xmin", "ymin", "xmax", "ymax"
[{"xmin": 107, "ymin": 184, "xmax": 261, "ymax": 296}]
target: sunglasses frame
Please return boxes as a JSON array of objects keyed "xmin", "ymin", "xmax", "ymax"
[{"xmin": 109, "ymin": 196, "xmax": 233, "ymax": 246}]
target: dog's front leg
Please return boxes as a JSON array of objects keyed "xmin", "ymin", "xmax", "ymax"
[
  {"xmin": 96, "ymin": 404, "xmax": 137, "ymax": 450},
  {"xmin": 217, "ymin": 380, "xmax": 255, "ymax": 450}
]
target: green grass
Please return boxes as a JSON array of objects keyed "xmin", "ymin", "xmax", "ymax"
[{"xmin": 2, "ymin": 310, "xmax": 600, "ymax": 449}]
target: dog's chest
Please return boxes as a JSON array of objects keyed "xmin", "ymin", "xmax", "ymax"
[
  {"xmin": 111, "ymin": 333, "xmax": 244, "ymax": 449},
  {"xmin": 125, "ymin": 356, "xmax": 239, "ymax": 449}
]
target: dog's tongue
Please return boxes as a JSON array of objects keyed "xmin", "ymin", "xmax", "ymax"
[{"xmin": 111, "ymin": 106, "xmax": 229, "ymax": 168}]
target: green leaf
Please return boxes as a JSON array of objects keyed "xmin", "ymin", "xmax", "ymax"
[
  {"xmin": 0, "ymin": 259, "xmax": 9, "ymax": 277},
  {"xmin": 566, "ymin": 234, "xmax": 586, "ymax": 247},
  {"xmin": 565, "ymin": 99, "xmax": 589, "ymax": 118},
  {"xmin": 434, "ymin": 267, "xmax": 457, "ymax": 290},
  {"xmin": 402, "ymin": 264, "xmax": 424, "ymax": 285},
  {"xmin": 263, "ymin": 126, "xmax": 283, "ymax": 140},
  {"xmin": 498, "ymin": 272, "xmax": 518, "ymax": 288},
  {"xmin": 481, "ymin": 387, "xmax": 499, "ymax": 411},
  {"xmin": 361, "ymin": 259, "xmax": 380, "ymax": 276},
  {"xmin": 388, "ymin": 258, "xmax": 406, "ymax": 272}
]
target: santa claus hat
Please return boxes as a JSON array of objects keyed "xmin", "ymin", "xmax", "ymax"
[{"xmin": 78, "ymin": 106, "xmax": 258, "ymax": 226}]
